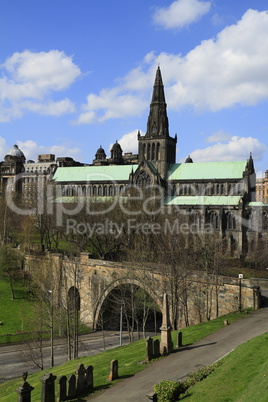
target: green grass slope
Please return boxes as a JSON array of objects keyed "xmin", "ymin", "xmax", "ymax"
[
  {"xmin": 0, "ymin": 278, "xmax": 33, "ymax": 342},
  {"xmin": 0, "ymin": 311, "xmax": 251, "ymax": 402},
  {"xmin": 182, "ymin": 332, "xmax": 268, "ymax": 401}
]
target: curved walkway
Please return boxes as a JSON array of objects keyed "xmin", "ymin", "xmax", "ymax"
[{"xmin": 89, "ymin": 307, "xmax": 268, "ymax": 401}]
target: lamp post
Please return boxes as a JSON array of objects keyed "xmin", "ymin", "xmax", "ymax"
[
  {"xmin": 119, "ymin": 301, "xmax": 123, "ymax": 346},
  {"xmin": 48, "ymin": 290, "xmax": 54, "ymax": 367},
  {"xmin": 238, "ymin": 274, "xmax": 243, "ymax": 312}
]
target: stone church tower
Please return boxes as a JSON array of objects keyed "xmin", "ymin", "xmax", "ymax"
[{"xmin": 138, "ymin": 66, "xmax": 177, "ymax": 178}]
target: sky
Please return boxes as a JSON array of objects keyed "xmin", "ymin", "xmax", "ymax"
[{"xmin": 1, "ymin": 0, "xmax": 268, "ymax": 176}]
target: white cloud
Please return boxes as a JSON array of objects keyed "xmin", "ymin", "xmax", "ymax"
[
  {"xmin": 0, "ymin": 50, "xmax": 81, "ymax": 121},
  {"xmin": 189, "ymin": 136, "xmax": 266, "ymax": 162},
  {"xmin": 16, "ymin": 140, "xmax": 82, "ymax": 162},
  {"xmin": 165, "ymin": 9, "xmax": 268, "ymax": 111},
  {"xmin": 0, "ymin": 137, "xmax": 9, "ymax": 160},
  {"xmin": 76, "ymin": 9, "xmax": 268, "ymax": 124},
  {"xmin": 76, "ymin": 87, "xmax": 147, "ymax": 124},
  {"xmin": 152, "ymin": 0, "xmax": 211, "ymax": 30},
  {"xmin": 206, "ymin": 130, "xmax": 231, "ymax": 143},
  {"xmin": 111, "ymin": 130, "xmax": 141, "ymax": 155}
]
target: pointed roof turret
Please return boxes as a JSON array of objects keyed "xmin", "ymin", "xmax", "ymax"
[
  {"xmin": 151, "ymin": 65, "xmax": 166, "ymax": 105},
  {"xmin": 145, "ymin": 66, "xmax": 169, "ymax": 138}
]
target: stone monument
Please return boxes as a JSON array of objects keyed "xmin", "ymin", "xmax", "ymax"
[{"xmin": 160, "ymin": 293, "xmax": 173, "ymax": 355}]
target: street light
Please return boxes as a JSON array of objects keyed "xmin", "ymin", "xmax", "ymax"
[
  {"xmin": 238, "ymin": 274, "xmax": 243, "ymax": 312},
  {"xmin": 48, "ymin": 290, "xmax": 54, "ymax": 367}
]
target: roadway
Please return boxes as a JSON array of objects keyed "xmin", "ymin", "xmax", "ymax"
[{"xmin": 0, "ymin": 331, "xmax": 150, "ymax": 383}]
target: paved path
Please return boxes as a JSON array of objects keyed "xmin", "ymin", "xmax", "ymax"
[{"xmin": 88, "ymin": 307, "xmax": 268, "ymax": 401}]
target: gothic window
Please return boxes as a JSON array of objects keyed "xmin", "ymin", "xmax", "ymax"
[
  {"xmin": 136, "ymin": 171, "xmax": 151, "ymax": 186},
  {"xmin": 82, "ymin": 186, "xmax": 86, "ymax": 196},
  {"xmin": 147, "ymin": 144, "xmax": 151, "ymax": 160},
  {"xmin": 221, "ymin": 184, "xmax": 225, "ymax": 195},
  {"xmin": 93, "ymin": 186, "xmax": 97, "ymax": 196},
  {"xmin": 195, "ymin": 184, "xmax": 199, "ymax": 195},
  {"xmin": 172, "ymin": 185, "xmax": 177, "ymax": 196},
  {"xmin": 109, "ymin": 185, "xmax": 113, "ymax": 196},
  {"xmin": 152, "ymin": 123, "xmax": 156, "ymax": 132},
  {"xmin": 209, "ymin": 211, "xmax": 219, "ymax": 229},
  {"xmin": 98, "ymin": 186, "xmax": 102, "ymax": 196},
  {"xmin": 152, "ymin": 143, "xmax": 155, "ymax": 160},
  {"xmin": 103, "ymin": 185, "xmax": 107, "ymax": 196},
  {"xmin": 156, "ymin": 143, "xmax": 160, "ymax": 160},
  {"xmin": 87, "ymin": 186, "xmax": 91, "ymax": 196},
  {"xmin": 119, "ymin": 185, "xmax": 124, "ymax": 194},
  {"xmin": 226, "ymin": 211, "xmax": 236, "ymax": 230}
]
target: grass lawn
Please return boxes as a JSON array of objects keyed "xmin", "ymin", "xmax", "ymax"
[
  {"xmin": 0, "ymin": 277, "xmax": 91, "ymax": 344},
  {"xmin": 0, "ymin": 278, "xmax": 33, "ymax": 343},
  {"xmin": 182, "ymin": 332, "xmax": 268, "ymax": 401},
  {"xmin": 0, "ymin": 310, "xmax": 252, "ymax": 402}
]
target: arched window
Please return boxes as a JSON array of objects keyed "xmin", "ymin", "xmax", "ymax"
[
  {"xmin": 156, "ymin": 143, "xmax": 160, "ymax": 160},
  {"xmin": 147, "ymin": 144, "xmax": 151, "ymax": 160},
  {"xmin": 109, "ymin": 185, "xmax": 113, "ymax": 196},
  {"xmin": 98, "ymin": 186, "xmax": 102, "ymax": 196},
  {"xmin": 82, "ymin": 186, "xmax": 86, "ymax": 196},
  {"xmin": 209, "ymin": 211, "xmax": 219, "ymax": 229},
  {"xmin": 93, "ymin": 186, "xmax": 97, "ymax": 196},
  {"xmin": 103, "ymin": 185, "xmax": 107, "ymax": 196},
  {"xmin": 152, "ymin": 143, "xmax": 155, "ymax": 160},
  {"xmin": 67, "ymin": 286, "xmax": 80, "ymax": 311},
  {"xmin": 226, "ymin": 211, "xmax": 236, "ymax": 230}
]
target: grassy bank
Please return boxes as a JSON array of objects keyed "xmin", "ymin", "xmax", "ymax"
[
  {"xmin": 0, "ymin": 310, "xmax": 251, "ymax": 401},
  {"xmin": 0, "ymin": 278, "xmax": 33, "ymax": 343},
  {"xmin": 182, "ymin": 332, "xmax": 268, "ymax": 401}
]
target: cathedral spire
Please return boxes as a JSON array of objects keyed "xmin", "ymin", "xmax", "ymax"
[{"xmin": 146, "ymin": 66, "xmax": 169, "ymax": 138}]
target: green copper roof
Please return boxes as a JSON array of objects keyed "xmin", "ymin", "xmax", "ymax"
[
  {"xmin": 53, "ymin": 165, "xmax": 138, "ymax": 183},
  {"xmin": 165, "ymin": 195, "xmax": 242, "ymax": 206},
  {"xmin": 167, "ymin": 161, "xmax": 247, "ymax": 180},
  {"xmin": 246, "ymin": 201, "xmax": 268, "ymax": 207}
]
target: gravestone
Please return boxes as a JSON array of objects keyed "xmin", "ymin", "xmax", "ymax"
[
  {"xmin": 108, "ymin": 359, "xmax": 119, "ymax": 381},
  {"xmin": 40, "ymin": 373, "xmax": 57, "ymax": 402},
  {"xmin": 16, "ymin": 378, "xmax": 34, "ymax": 402},
  {"xmin": 153, "ymin": 339, "xmax": 160, "ymax": 358},
  {"xmin": 85, "ymin": 365, "xmax": 94, "ymax": 391},
  {"xmin": 58, "ymin": 376, "xmax": 67, "ymax": 402},
  {"xmin": 146, "ymin": 336, "xmax": 154, "ymax": 361},
  {"xmin": 67, "ymin": 374, "xmax": 76, "ymax": 399},
  {"xmin": 176, "ymin": 331, "xmax": 183, "ymax": 348},
  {"xmin": 76, "ymin": 363, "xmax": 86, "ymax": 394}
]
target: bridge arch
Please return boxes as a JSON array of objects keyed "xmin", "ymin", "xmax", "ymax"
[{"xmin": 93, "ymin": 277, "xmax": 162, "ymax": 330}]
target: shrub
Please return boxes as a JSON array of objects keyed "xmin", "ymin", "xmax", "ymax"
[{"xmin": 154, "ymin": 380, "xmax": 187, "ymax": 401}]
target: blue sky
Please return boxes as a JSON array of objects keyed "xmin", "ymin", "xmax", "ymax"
[{"xmin": 1, "ymin": 0, "xmax": 268, "ymax": 176}]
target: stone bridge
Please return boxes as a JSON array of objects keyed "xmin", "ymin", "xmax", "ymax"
[{"xmin": 25, "ymin": 252, "xmax": 260, "ymax": 330}]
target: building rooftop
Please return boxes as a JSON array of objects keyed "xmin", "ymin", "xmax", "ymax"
[
  {"xmin": 53, "ymin": 164, "xmax": 139, "ymax": 182},
  {"xmin": 167, "ymin": 161, "xmax": 248, "ymax": 180}
]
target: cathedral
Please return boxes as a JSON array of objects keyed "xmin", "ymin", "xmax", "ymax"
[{"xmin": 1, "ymin": 67, "xmax": 267, "ymax": 257}]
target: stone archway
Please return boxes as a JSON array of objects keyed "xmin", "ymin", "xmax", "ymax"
[{"xmin": 93, "ymin": 277, "xmax": 162, "ymax": 330}]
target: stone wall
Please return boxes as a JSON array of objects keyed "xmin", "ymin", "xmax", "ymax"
[{"xmin": 24, "ymin": 252, "xmax": 261, "ymax": 329}]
